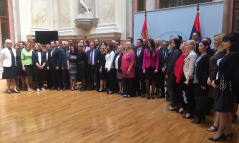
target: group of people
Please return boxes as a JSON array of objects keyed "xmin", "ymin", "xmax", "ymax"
[{"xmin": 1, "ymin": 31, "xmax": 239, "ymax": 141}]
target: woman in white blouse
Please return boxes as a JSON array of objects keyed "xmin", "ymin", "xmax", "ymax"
[
  {"xmin": 182, "ymin": 40, "xmax": 197, "ymax": 118},
  {"xmin": 105, "ymin": 43, "xmax": 115, "ymax": 94},
  {"xmin": 0, "ymin": 39, "xmax": 19, "ymax": 94}
]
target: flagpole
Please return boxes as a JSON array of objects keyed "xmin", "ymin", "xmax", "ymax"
[{"xmin": 197, "ymin": 3, "xmax": 199, "ymax": 11}]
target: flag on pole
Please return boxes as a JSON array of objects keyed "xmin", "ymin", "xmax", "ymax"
[
  {"xmin": 141, "ymin": 10, "xmax": 149, "ymax": 40},
  {"xmin": 189, "ymin": 4, "xmax": 202, "ymax": 41}
]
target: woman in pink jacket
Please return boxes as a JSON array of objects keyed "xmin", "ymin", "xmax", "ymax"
[
  {"xmin": 121, "ymin": 42, "xmax": 135, "ymax": 98},
  {"xmin": 142, "ymin": 39, "xmax": 160, "ymax": 99}
]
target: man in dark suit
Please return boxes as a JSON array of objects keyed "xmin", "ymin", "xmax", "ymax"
[
  {"xmin": 134, "ymin": 39, "xmax": 146, "ymax": 96},
  {"xmin": 47, "ymin": 41, "xmax": 62, "ymax": 91},
  {"xmin": 60, "ymin": 41, "xmax": 69, "ymax": 90},
  {"xmin": 87, "ymin": 42, "xmax": 99, "ymax": 90},
  {"xmin": 159, "ymin": 40, "xmax": 169, "ymax": 98},
  {"xmin": 94, "ymin": 39, "xmax": 100, "ymax": 91}
]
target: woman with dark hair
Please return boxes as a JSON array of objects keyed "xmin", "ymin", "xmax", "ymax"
[
  {"xmin": 77, "ymin": 43, "xmax": 88, "ymax": 91},
  {"xmin": 68, "ymin": 46, "xmax": 77, "ymax": 90},
  {"xmin": 192, "ymin": 40, "xmax": 211, "ymax": 124},
  {"xmin": 182, "ymin": 40, "xmax": 197, "ymax": 118},
  {"xmin": 32, "ymin": 43, "xmax": 47, "ymax": 91},
  {"xmin": 174, "ymin": 41, "xmax": 187, "ymax": 113},
  {"xmin": 0, "ymin": 39, "xmax": 19, "ymax": 94},
  {"xmin": 209, "ymin": 33, "xmax": 239, "ymax": 141},
  {"xmin": 21, "ymin": 43, "xmax": 33, "ymax": 92},
  {"xmin": 83, "ymin": 40, "xmax": 90, "ymax": 53},
  {"xmin": 105, "ymin": 43, "xmax": 115, "ymax": 94},
  {"xmin": 142, "ymin": 39, "xmax": 160, "ymax": 99},
  {"xmin": 121, "ymin": 42, "xmax": 135, "ymax": 98},
  {"xmin": 14, "ymin": 43, "xmax": 24, "ymax": 90},
  {"xmin": 101, "ymin": 42, "xmax": 108, "ymax": 48},
  {"xmin": 114, "ymin": 45, "xmax": 123, "ymax": 94},
  {"xmin": 98, "ymin": 45, "xmax": 107, "ymax": 92},
  {"xmin": 165, "ymin": 38, "xmax": 181, "ymax": 110}
]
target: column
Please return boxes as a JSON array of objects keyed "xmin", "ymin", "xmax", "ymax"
[
  {"xmin": 0, "ymin": 19, "xmax": 3, "ymax": 79},
  {"xmin": 222, "ymin": 0, "xmax": 232, "ymax": 34}
]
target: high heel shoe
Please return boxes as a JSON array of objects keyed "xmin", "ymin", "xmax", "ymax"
[
  {"xmin": 151, "ymin": 94, "xmax": 155, "ymax": 99},
  {"xmin": 192, "ymin": 117, "xmax": 205, "ymax": 124},
  {"xmin": 224, "ymin": 133, "xmax": 233, "ymax": 140},
  {"xmin": 208, "ymin": 134, "xmax": 225, "ymax": 141},
  {"xmin": 13, "ymin": 89, "xmax": 20, "ymax": 93},
  {"xmin": 207, "ymin": 125, "xmax": 219, "ymax": 132},
  {"xmin": 182, "ymin": 113, "xmax": 193, "ymax": 119}
]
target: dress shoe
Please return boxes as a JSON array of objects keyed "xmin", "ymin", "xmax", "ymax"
[
  {"xmin": 57, "ymin": 88, "xmax": 61, "ymax": 91},
  {"xmin": 7, "ymin": 90, "xmax": 11, "ymax": 94},
  {"xmin": 208, "ymin": 134, "xmax": 225, "ymax": 141},
  {"xmin": 51, "ymin": 87, "xmax": 55, "ymax": 90},
  {"xmin": 13, "ymin": 89, "xmax": 20, "ymax": 93},
  {"xmin": 224, "ymin": 133, "xmax": 233, "ymax": 140},
  {"xmin": 192, "ymin": 117, "xmax": 205, "ymax": 124},
  {"xmin": 62, "ymin": 87, "xmax": 66, "ymax": 91}
]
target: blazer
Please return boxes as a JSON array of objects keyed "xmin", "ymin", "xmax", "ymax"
[
  {"xmin": 0, "ymin": 48, "xmax": 17, "ymax": 67},
  {"xmin": 142, "ymin": 49, "xmax": 160, "ymax": 70},
  {"xmin": 105, "ymin": 51, "xmax": 115, "ymax": 69},
  {"xmin": 87, "ymin": 48, "xmax": 99, "ymax": 66},
  {"xmin": 47, "ymin": 47, "xmax": 62, "ymax": 69},
  {"xmin": 60, "ymin": 48, "xmax": 69, "ymax": 69},
  {"xmin": 159, "ymin": 48, "xmax": 169, "ymax": 70},
  {"xmin": 98, "ymin": 53, "xmax": 106, "ymax": 69},
  {"xmin": 183, "ymin": 50, "xmax": 197, "ymax": 80},
  {"xmin": 195, "ymin": 54, "xmax": 210, "ymax": 86},
  {"xmin": 113, "ymin": 53, "xmax": 123, "ymax": 72},
  {"xmin": 133, "ymin": 47, "xmax": 145, "ymax": 68},
  {"xmin": 165, "ymin": 49, "xmax": 181, "ymax": 75},
  {"xmin": 32, "ymin": 51, "xmax": 47, "ymax": 67}
]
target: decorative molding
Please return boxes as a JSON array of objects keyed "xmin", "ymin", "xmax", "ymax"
[{"xmin": 74, "ymin": 18, "xmax": 98, "ymax": 30}]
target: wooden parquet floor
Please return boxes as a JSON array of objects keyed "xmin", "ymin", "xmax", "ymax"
[{"xmin": 0, "ymin": 80, "xmax": 238, "ymax": 143}]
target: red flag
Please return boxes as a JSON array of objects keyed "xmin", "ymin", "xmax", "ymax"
[
  {"xmin": 189, "ymin": 5, "xmax": 202, "ymax": 41},
  {"xmin": 141, "ymin": 17, "xmax": 149, "ymax": 40}
]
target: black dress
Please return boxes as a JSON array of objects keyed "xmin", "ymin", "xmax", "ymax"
[
  {"xmin": 214, "ymin": 52, "xmax": 239, "ymax": 112},
  {"xmin": 16, "ymin": 49, "xmax": 24, "ymax": 76},
  {"xmin": 2, "ymin": 48, "xmax": 17, "ymax": 79},
  {"xmin": 98, "ymin": 53, "xmax": 106, "ymax": 80},
  {"xmin": 77, "ymin": 51, "xmax": 88, "ymax": 80}
]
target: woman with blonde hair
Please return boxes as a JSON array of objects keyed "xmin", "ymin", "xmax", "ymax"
[
  {"xmin": 0, "ymin": 39, "xmax": 19, "ymax": 94},
  {"xmin": 121, "ymin": 42, "xmax": 135, "ymax": 98},
  {"xmin": 98, "ymin": 45, "xmax": 107, "ymax": 92},
  {"xmin": 32, "ymin": 43, "xmax": 47, "ymax": 91},
  {"xmin": 207, "ymin": 33, "xmax": 225, "ymax": 132},
  {"xmin": 21, "ymin": 43, "xmax": 33, "ymax": 91},
  {"xmin": 182, "ymin": 40, "xmax": 197, "ymax": 118},
  {"xmin": 155, "ymin": 38, "xmax": 161, "ymax": 49}
]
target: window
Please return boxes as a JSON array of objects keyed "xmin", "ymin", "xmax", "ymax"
[
  {"xmin": 0, "ymin": 0, "xmax": 9, "ymax": 46},
  {"xmin": 233, "ymin": 0, "xmax": 239, "ymax": 31},
  {"xmin": 159, "ymin": 0, "xmax": 212, "ymax": 8}
]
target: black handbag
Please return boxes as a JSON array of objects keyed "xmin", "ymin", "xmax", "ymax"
[{"xmin": 194, "ymin": 91, "xmax": 209, "ymax": 110}]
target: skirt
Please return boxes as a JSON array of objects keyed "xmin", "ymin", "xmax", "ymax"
[
  {"xmin": 214, "ymin": 89, "xmax": 234, "ymax": 112},
  {"xmin": 69, "ymin": 62, "xmax": 77, "ymax": 79},
  {"xmin": 117, "ymin": 71, "xmax": 123, "ymax": 80},
  {"xmin": 24, "ymin": 65, "xmax": 33, "ymax": 77},
  {"xmin": 2, "ymin": 66, "xmax": 17, "ymax": 79},
  {"xmin": 145, "ymin": 66, "xmax": 158, "ymax": 81}
]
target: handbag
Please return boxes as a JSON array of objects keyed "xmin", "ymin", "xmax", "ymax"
[{"xmin": 194, "ymin": 90, "xmax": 209, "ymax": 110}]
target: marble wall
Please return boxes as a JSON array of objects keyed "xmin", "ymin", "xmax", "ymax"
[
  {"xmin": 31, "ymin": 0, "xmax": 49, "ymax": 28},
  {"xmin": 59, "ymin": 0, "xmax": 71, "ymax": 28},
  {"xmin": 98, "ymin": 0, "xmax": 115, "ymax": 24}
]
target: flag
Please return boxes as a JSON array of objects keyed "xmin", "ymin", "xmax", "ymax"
[
  {"xmin": 189, "ymin": 8, "xmax": 202, "ymax": 41},
  {"xmin": 141, "ymin": 11, "xmax": 149, "ymax": 40}
]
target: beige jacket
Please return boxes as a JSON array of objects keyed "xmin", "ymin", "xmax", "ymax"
[{"xmin": 183, "ymin": 50, "xmax": 197, "ymax": 81}]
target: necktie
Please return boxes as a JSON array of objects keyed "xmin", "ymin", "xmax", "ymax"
[
  {"xmin": 137, "ymin": 48, "xmax": 140, "ymax": 57},
  {"xmin": 90, "ymin": 50, "xmax": 93, "ymax": 65}
]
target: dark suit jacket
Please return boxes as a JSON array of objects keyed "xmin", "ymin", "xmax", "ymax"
[
  {"xmin": 32, "ymin": 51, "xmax": 47, "ymax": 67},
  {"xmin": 60, "ymin": 48, "xmax": 69, "ymax": 69},
  {"xmin": 165, "ymin": 49, "xmax": 181, "ymax": 75},
  {"xmin": 113, "ymin": 53, "xmax": 123, "ymax": 72},
  {"xmin": 47, "ymin": 47, "xmax": 62, "ymax": 69},
  {"xmin": 87, "ymin": 49, "xmax": 99, "ymax": 65},
  {"xmin": 196, "ymin": 54, "xmax": 210, "ymax": 86},
  {"xmin": 159, "ymin": 48, "xmax": 169, "ymax": 70},
  {"xmin": 133, "ymin": 47, "xmax": 145, "ymax": 69}
]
